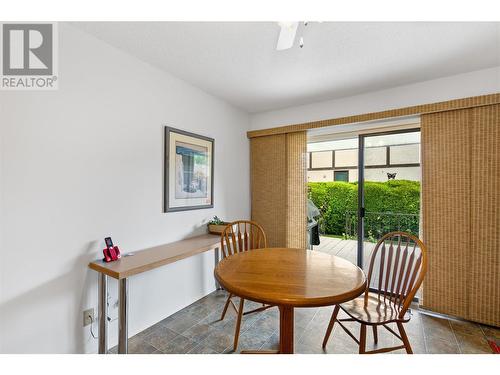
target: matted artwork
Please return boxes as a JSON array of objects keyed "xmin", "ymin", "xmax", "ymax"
[{"xmin": 164, "ymin": 127, "xmax": 214, "ymax": 212}]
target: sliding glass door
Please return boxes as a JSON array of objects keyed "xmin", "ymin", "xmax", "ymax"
[
  {"xmin": 307, "ymin": 137, "xmax": 359, "ymax": 263},
  {"xmin": 307, "ymin": 128, "xmax": 421, "ymax": 274},
  {"xmin": 357, "ymin": 129, "xmax": 421, "ymax": 272}
]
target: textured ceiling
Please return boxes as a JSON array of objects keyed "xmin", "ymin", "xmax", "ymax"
[{"xmin": 73, "ymin": 22, "xmax": 500, "ymax": 112}]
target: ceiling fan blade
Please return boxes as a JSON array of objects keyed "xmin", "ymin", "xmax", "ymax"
[{"xmin": 276, "ymin": 22, "xmax": 299, "ymax": 51}]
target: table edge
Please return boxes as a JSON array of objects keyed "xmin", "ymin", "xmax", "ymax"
[{"xmin": 214, "ymin": 249, "xmax": 367, "ymax": 307}]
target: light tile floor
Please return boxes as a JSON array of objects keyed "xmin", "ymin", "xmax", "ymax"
[{"xmin": 110, "ymin": 290, "xmax": 498, "ymax": 354}]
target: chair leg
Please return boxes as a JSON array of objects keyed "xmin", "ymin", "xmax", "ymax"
[
  {"xmin": 396, "ymin": 321, "xmax": 413, "ymax": 354},
  {"xmin": 233, "ymin": 298, "xmax": 245, "ymax": 352},
  {"xmin": 372, "ymin": 325, "xmax": 378, "ymax": 345},
  {"xmin": 220, "ymin": 293, "xmax": 233, "ymax": 321},
  {"xmin": 322, "ymin": 305, "xmax": 340, "ymax": 348},
  {"xmin": 359, "ymin": 324, "xmax": 367, "ymax": 354}
]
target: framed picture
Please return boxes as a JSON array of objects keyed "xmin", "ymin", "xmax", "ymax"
[{"xmin": 164, "ymin": 126, "xmax": 214, "ymax": 212}]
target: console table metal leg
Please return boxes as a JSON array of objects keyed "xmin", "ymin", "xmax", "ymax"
[
  {"xmin": 214, "ymin": 247, "xmax": 222, "ymax": 290},
  {"xmin": 118, "ymin": 278, "xmax": 128, "ymax": 354},
  {"xmin": 98, "ymin": 273, "xmax": 108, "ymax": 354}
]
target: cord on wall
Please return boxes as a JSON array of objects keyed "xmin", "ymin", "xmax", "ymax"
[
  {"xmin": 88, "ymin": 314, "xmax": 98, "ymax": 339},
  {"xmin": 88, "ymin": 313, "xmax": 116, "ymax": 340}
]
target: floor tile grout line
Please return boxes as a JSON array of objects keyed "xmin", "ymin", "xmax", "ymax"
[
  {"xmin": 144, "ymin": 331, "xmax": 195, "ymax": 354},
  {"xmin": 476, "ymin": 322, "xmax": 495, "ymax": 344},
  {"xmin": 164, "ymin": 320, "xmax": 200, "ymax": 336},
  {"xmin": 213, "ymin": 305, "xmax": 277, "ymax": 354},
  {"xmin": 146, "ymin": 293, "xmax": 230, "ymax": 352},
  {"xmin": 257, "ymin": 328, "xmax": 279, "ymax": 351},
  {"xmin": 145, "ymin": 338, "xmax": 166, "ymax": 354},
  {"xmin": 419, "ymin": 315, "xmax": 428, "ymax": 354},
  {"xmin": 142, "ymin": 327, "xmax": 180, "ymax": 346},
  {"xmin": 295, "ymin": 308, "xmax": 320, "ymax": 345},
  {"xmin": 184, "ymin": 310, "xmax": 236, "ymax": 345},
  {"xmin": 319, "ymin": 311, "xmax": 358, "ymax": 352},
  {"xmin": 450, "ymin": 321, "xmax": 493, "ymax": 354},
  {"xmin": 165, "ymin": 300, "xmax": 231, "ymax": 335},
  {"xmin": 420, "ymin": 314, "xmax": 430, "ymax": 354},
  {"xmin": 478, "ymin": 323, "xmax": 486, "ymax": 339},
  {"xmin": 421, "ymin": 313, "xmax": 461, "ymax": 354},
  {"xmin": 448, "ymin": 319, "xmax": 463, "ymax": 354}
]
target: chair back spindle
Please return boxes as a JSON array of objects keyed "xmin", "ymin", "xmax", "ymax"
[
  {"xmin": 364, "ymin": 231, "xmax": 427, "ymax": 319},
  {"xmin": 221, "ymin": 220, "xmax": 267, "ymax": 258}
]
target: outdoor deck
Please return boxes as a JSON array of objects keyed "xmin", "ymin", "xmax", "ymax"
[{"xmin": 313, "ymin": 236, "xmax": 376, "ymax": 271}]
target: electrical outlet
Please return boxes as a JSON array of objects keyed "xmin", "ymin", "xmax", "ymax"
[{"xmin": 83, "ymin": 308, "xmax": 94, "ymax": 327}]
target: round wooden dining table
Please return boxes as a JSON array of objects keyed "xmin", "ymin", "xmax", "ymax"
[{"xmin": 214, "ymin": 248, "xmax": 366, "ymax": 354}]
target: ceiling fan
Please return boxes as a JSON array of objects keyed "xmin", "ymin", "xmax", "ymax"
[{"xmin": 276, "ymin": 21, "xmax": 310, "ymax": 50}]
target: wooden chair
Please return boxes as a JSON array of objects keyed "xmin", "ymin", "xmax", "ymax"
[
  {"xmin": 322, "ymin": 231, "xmax": 428, "ymax": 354},
  {"xmin": 219, "ymin": 220, "xmax": 274, "ymax": 351}
]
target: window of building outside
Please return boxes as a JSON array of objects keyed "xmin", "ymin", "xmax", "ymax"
[
  {"xmin": 334, "ymin": 170, "xmax": 349, "ymax": 182},
  {"xmin": 307, "ymin": 133, "xmax": 420, "ymax": 183}
]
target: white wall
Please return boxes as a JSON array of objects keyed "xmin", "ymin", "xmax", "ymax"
[
  {"xmin": 0, "ymin": 23, "xmax": 250, "ymax": 353},
  {"xmin": 250, "ymin": 66, "xmax": 500, "ymax": 130}
]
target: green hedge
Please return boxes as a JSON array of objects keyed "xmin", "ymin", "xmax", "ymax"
[{"xmin": 308, "ymin": 180, "xmax": 420, "ymax": 239}]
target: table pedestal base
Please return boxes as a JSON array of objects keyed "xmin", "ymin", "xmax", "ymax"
[
  {"xmin": 279, "ymin": 306, "xmax": 294, "ymax": 354},
  {"xmin": 240, "ymin": 305, "xmax": 295, "ymax": 354}
]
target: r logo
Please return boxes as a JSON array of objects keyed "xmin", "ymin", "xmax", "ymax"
[{"xmin": 2, "ymin": 23, "xmax": 53, "ymax": 75}]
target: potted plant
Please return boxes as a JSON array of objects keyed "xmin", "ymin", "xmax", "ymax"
[{"xmin": 207, "ymin": 216, "xmax": 229, "ymax": 235}]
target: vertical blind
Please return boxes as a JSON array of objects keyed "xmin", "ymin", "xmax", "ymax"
[
  {"xmin": 421, "ymin": 104, "xmax": 499, "ymax": 327},
  {"xmin": 468, "ymin": 104, "xmax": 500, "ymax": 326},
  {"xmin": 250, "ymin": 131, "xmax": 307, "ymax": 248}
]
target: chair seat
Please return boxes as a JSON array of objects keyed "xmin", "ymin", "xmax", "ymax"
[{"xmin": 340, "ymin": 293, "xmax": 411, "ymax": 325}]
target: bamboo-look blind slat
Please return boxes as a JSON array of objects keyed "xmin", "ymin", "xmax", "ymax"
[
  {"xmin": 422, "ymin": 104, "xmax": 500, "ymax": 327},
  {"xmin": 285, "ymin": 132, "xmax": 307, "ymax": 248},
  {"xmin": 421, "ymin": 109, "xmax": 471, "ymax": 319},
  {"xmin": 468, "ymin": 104, "xmax": 500, "ymax": 326},
  {"xmin": 250, "ymin": 132, "xmax": 307, "ymax": 248},
  {"xmin": 250, "ymin": 134, "xmax": 287, "ymax": 248}
]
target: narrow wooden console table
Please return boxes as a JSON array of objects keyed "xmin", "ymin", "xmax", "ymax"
[{"xmin": 88, "ymin": 233, "xmax": 221, "ymax": 354}]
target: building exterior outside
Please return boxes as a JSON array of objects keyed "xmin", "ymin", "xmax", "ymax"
[{"xmin": 307, "ymin": 142, "xmax": 420, "ymax": 182}]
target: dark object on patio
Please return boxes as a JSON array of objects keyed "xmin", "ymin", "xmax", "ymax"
[
  {"xmin": 322, "ymin": 231, "xmax": 428, "ymax": 354},
  {"xmin": 307, "ymin": 199, "xmax": 321, "ymax": 248},
  {"xmin": 310, "ymin": 225, "xmax": 320, "ymax": 246},
  {"xmin": 387, "ymin": 172, "xmax": 397, "ymax": 180},
  {"xmin": 219, "ymin": 220, "xmax": 275, "ymax": 351}
]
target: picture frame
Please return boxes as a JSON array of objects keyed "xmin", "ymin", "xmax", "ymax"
[{"xmin": 164, "ymin": 126, "xmax": 214, "ymax": 212}]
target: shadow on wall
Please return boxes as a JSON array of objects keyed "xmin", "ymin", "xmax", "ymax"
[{"xmin": 0, "ymin": 240, "xmax": 100, "ymax": 353}]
